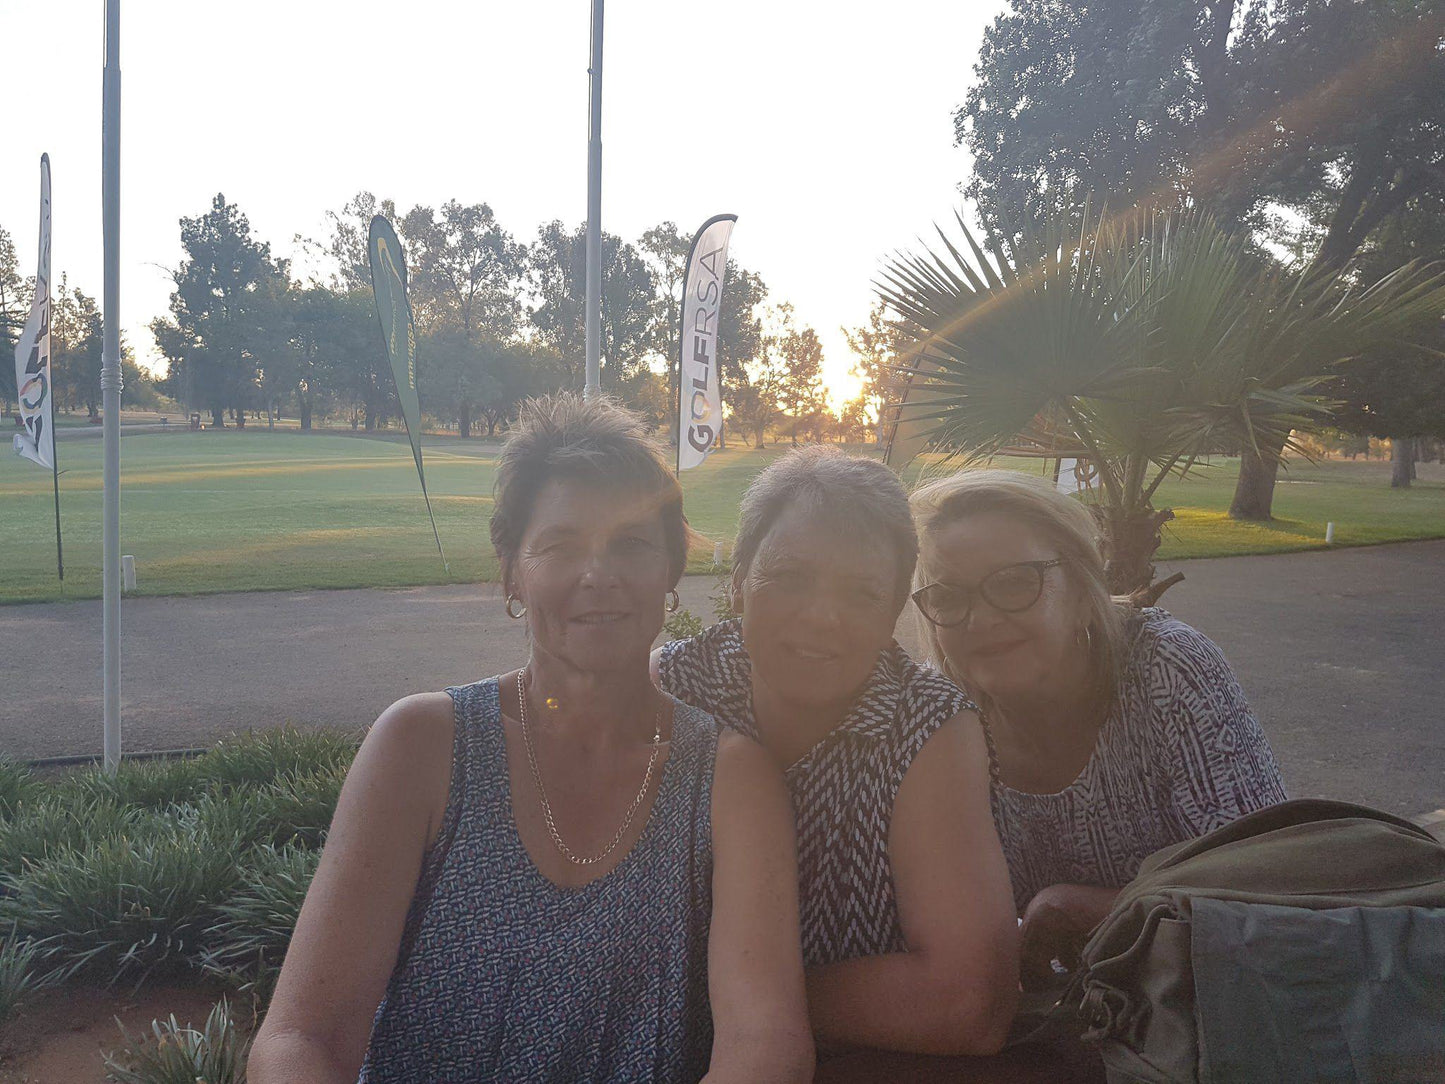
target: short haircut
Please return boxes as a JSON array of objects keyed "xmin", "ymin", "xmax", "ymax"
[
  {"xmin": 909, "ymin": 468, "xmax": 1129, "ymax": 698},
  {"xmin": 732, "ymin": 445, "xmax": 918, "ymax": 607},
  {"xmin": 490, "ymin": 394, "xmax": 688, "ymax": 587}
]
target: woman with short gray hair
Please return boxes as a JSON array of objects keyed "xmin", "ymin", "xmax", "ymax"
[
  {"xmin": 657, "ymin": 445, "xmax": 1019, "ymax": 1058},
  {"xmin": 253, "ymin": 394, "xmax": 813, "ymax": 1084}
]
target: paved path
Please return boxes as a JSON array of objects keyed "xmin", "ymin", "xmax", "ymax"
[{"xmin": 2, "ymin": 542, "xmax": 1441, "ymax": 819}]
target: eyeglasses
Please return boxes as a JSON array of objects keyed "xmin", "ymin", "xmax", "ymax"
[{"xmin": 911, "ymin": 559, "xmax": 1064, "ymax": 629}]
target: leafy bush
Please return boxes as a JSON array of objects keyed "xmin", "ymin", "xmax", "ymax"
[
  {"xmin": 200, "ymin": 844, "xmax": 319, "ymax": 997},
  {"xmin": 0, "ymin": 927, "xmax": 52, "ymax": 1025},
  {"xmin": 60, "ymin": 757, "xmax": 209, "ymax": 811},
  {"xmin": 197, "ymin": 727, "xmax": 358, "ymax": 793},
  {"xmin": 1, "ymin": 814, "xmax": 242, "ymax": 984},
  {"xmin": 0, "ymin": 795, "xmax": 142, "ymax": 879},
  {"xmin": 0, "ymin": 759, "xmax": 39, "ymax": 820},
  {"xmin": 104, "ymin": 997, "xmax": 251, "ymax": 1084},
  {"xmin": 661, "ymin": 607, "xmax": 705, "ymax": 642}
]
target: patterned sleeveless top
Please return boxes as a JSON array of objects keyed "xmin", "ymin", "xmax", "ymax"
[
  {"xmin": 991, "ymin": 609, "xmax": 1287, "ymax": 913},
  {"xmin": 359, "ymin": 678, "xmax": 719, "ymax": 1084},
  {"xmin": 659, "ymin": 619, "xmax": 973, "ymax": 966}
]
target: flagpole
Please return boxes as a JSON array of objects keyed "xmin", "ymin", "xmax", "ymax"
[
  {"xmin": 583, "ymin": 0, "xmax": 603, "ymax": 400},
  {"xmin": 101, "ymin": 0, "xmax": 123, "ymax": 772}
]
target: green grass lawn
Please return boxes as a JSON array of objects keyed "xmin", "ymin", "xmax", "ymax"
[{"xmin": 2, "ymin": 430, "xmax": 1442, "ymax": 604}]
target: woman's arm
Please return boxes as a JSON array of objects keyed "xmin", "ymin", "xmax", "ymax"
[
  {"xmin": 704, "ymin": 730, "xmax": 815, "ymax": 1084},
  {"xmin": 1151, "ymin": 621, "xmax": 1288, "ymax": 837},
  {"xmin": 248, "ymin": 693, "xmax": 454, "ymax": 1084},
  {"xmin": 805, "ymin": 712, "xmax": 1019, "ymax": 1056}
]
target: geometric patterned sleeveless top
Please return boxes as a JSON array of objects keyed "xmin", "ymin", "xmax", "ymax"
[
  {"xmin": 659, "ymin": 620, "xmax": 974, "ymax": 967},
  {"xmin": 990, "ymin": 609, "xmax": 1288, "ymax": 913},
  {"xmin": 358, "ymin": 677, "xmax": 719, "ymax": 1084}
]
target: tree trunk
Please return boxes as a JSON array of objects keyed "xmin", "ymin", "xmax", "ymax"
[
  {"xmin": 1229, "ymin": 441, "xmax": 1284, "ymax": 521},
  {"xmin": 210, "ymin": 407, "xmax": 226, "ymax": 429},
  {"xmin": 299, "ymin": 401, "xmax": 312, "ymax": 431},
  {"xmin": 458, "ymin": 402, "xmax": 473, "ymax": 439},
  {"xmin": 1096, "ymin": 505, "xmax": 1177, "ymax": 599},
  {"xmin": 1391, "ymin": 438, "xmax": 1415, "ymax": 488}
]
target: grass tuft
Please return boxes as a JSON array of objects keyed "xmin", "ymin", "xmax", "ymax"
[
  {"xmin": 0, "ymin": 759, "xmax": 39, "ymax": 821},
  {"xmin": 199, "ymin": 844, "xmax": 319, "ymax": 998},
  {"xmin": 197, "ymin": 726, "xmax": 358, "ymax": 793},
  {"xmin": 0, "ymin": 926, "xmax": 54, "ymax": 1025},
  {"xmin": 103, "ymin": 997, "xmax": 251, "ymax": 1084},
  {"xmin": 0, "ymin": 813, "xmax": 242, "ymax": 985}
]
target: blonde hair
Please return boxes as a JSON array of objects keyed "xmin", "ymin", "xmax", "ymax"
[{"xmin": 909, "ymin": 469, "xmax": 1129, "ymax": 704}]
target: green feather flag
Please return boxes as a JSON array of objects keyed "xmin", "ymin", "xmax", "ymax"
[{"xmin": 368, "ymin": 215, "xmax": 448, "ymax": 573}]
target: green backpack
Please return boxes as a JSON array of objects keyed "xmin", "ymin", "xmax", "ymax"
[{"xmin": 1027, "ymin": 799, "xmax": 1445, "ymax": 1083}]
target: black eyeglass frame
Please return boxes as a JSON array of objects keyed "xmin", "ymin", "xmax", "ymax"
[{"xmin": 911, "ymin": 558, "xmax": 1066, "ymax": 629}]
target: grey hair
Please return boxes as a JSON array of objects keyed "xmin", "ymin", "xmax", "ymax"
[
  {"xmin": 490, "ymin": 393, "xmax": 689, "ymax": 588},
  {"xmin": 732, "ymin": 446, "xmax": 918, "ymax": 606}
]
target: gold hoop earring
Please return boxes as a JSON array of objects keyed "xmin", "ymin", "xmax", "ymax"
[
  {"xmin": 505, "ymin": 595, "xmax": 526, "ymax": 619},
  {"xmin": 666, "ymin": 589, "xmax": 681, "ymax": 614}
]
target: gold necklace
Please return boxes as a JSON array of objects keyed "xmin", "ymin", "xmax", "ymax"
[{"xmin": 515, "ymin": 668, "xmax": 664, "ymax": 867}]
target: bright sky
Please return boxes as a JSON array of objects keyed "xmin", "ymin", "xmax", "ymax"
[{"xmin": 1, "ymin": 0, "xmax": 1003, "ymax": 406}]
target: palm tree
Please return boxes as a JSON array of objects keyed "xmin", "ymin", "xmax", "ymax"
[{"xmin": 879, "ymin": 206, "xmax": 1445, "ymax": 597}]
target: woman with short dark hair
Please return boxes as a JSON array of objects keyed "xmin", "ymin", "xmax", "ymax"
[
  {"xmin": 251, "ymin": 395, "xmax": 813, "ymax": 1084},
  {"xmin": 657, "ymin": 446, "xmax": 1019, "ymax": 1058}
]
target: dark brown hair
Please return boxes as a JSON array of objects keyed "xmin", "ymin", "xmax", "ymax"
[{"xmin": 490, "ymin": 394, "xmax": 688, "ymax": 588}]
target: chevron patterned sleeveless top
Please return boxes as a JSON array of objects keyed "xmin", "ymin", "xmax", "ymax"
[
  {"xmin": 358, "ymin": 677, "xmax": 718, "ymax": 1084},
  {"xmin": 659, "ymin": 620, "xmax": 973, "ymax": 966},
  {"xmin": 990, "ymin": 609, "xmax": 1287, "ymax": 912}
]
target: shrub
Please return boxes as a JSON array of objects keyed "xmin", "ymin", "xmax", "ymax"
[
  {"xmin": 0, "ymin": 813, "xmax": 242, "ymax": 984},
  {"xmin": 0, "ymin": 927, "xmax": 52, "ymax": 1025},
  {"xmin": 661, "ymin": 608, "xmax": 705, "ymax": 642},
  {"xmin": 103, "ymin": 997, "xmax": 251, "ymax": 1084},
  {"xmin": 192, "ymin": 767, "xmax": 344, "ymax": 853},
  {"xmin": 0, "ymin": 795, "xmax": 141, "ymax": 879},
  {"xmin": 0, "ymin": 759, "xmax": 39, "ymax": 821},
  {"xmin": 197, "ymin": 727, "xmax": 358, "ymax": 793},
  {"xmin": 60, "ymin": 757, "xmax": 208, "ymax": 811},
  {"xmin": 199, "ymin": 844, "xmax": 319, "ymax": 999}
]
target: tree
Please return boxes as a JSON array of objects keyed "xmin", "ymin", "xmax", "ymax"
[
  {"xmin": 50, "ymin": 278, "xmax": 104, "ymax": 418},
  {"xmin": 880, "ymin": 205, "xmax": 1445, "ymax": 595},
  {"xmin": 0, "ymin": 225, "xmax": 27, "ymax": 407},
  {"xmin": 528, "ymin": 221, "xmax": 659, "ymax": 394},
  {"xmin": 401, "ymin": 200, "xmax": 524, "ymax": 341},
  {"xmin": 769, "ymin": 305, "xmax": 827, "ymax": 445},
  {"xmin": 844, "ymin": 300, "xmax": 917, "ymax": 442},
  {"xmin": 728, "ymin": 372, "xmax": 782, "ymax": 448},
  {"xmin": 959, "ymin": 0, "xmax": 1445, "ymax": 260},
  {"xmin": 1331, "ymin": 197, "xmax": 1445, "ymax": 487},
  {"xmin": 959, "ymin": 0, "xmax": 1445, "ymax": 519},
  {"xmin": 307, "ymin": 191, "xmax": 399, "ymax": 292},
  {"xmin": 151, "ymin": 194, "xmax": 287, "ymax": 428}
]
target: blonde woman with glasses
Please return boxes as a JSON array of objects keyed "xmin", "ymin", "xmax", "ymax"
[{"xmin": 910, "ymin": 470, "xmax": 1286, "ymax": 989}]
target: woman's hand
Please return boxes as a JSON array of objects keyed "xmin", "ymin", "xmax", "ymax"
[{"xmin": 1018, "ymin": 883, "xmax": 1120, "ymax": 989}]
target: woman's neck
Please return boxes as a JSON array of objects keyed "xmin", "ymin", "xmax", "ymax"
[
  {"xmin": 522, "ymin": 648, "xmax": 660, "ymax": 747},
  {"xmin": 749, "ymin": 670, "xmax": 859, "ymax": 768},
  {"xmin": 987, "ymin": 649, "xmax": 1104, "ymax": 767}
]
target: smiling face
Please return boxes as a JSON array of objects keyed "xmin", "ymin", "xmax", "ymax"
[
  {"xmin": 919, "ymin": 510, "xmax": 1090, "ymax": 705},
  {"xmin": 509, "ymin": 477, "xmax": 673, "ymax": 675},
  {"xmin": 736, "ymin": 502, "xmax": 903, "ymax": 717}
]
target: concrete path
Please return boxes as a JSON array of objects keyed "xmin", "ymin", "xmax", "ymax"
[{"xmin": 2, "ymin": 541, "xmax": 1441, "ymax": 820}]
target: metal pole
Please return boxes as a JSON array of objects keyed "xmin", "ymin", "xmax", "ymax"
[
  {"xmin": 101, "ymin": 0, "xmax": 123, "ymax": 772},
  {"xmin": 584, "ymin": 0, "xmax": 603, "ymax": 399}
]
